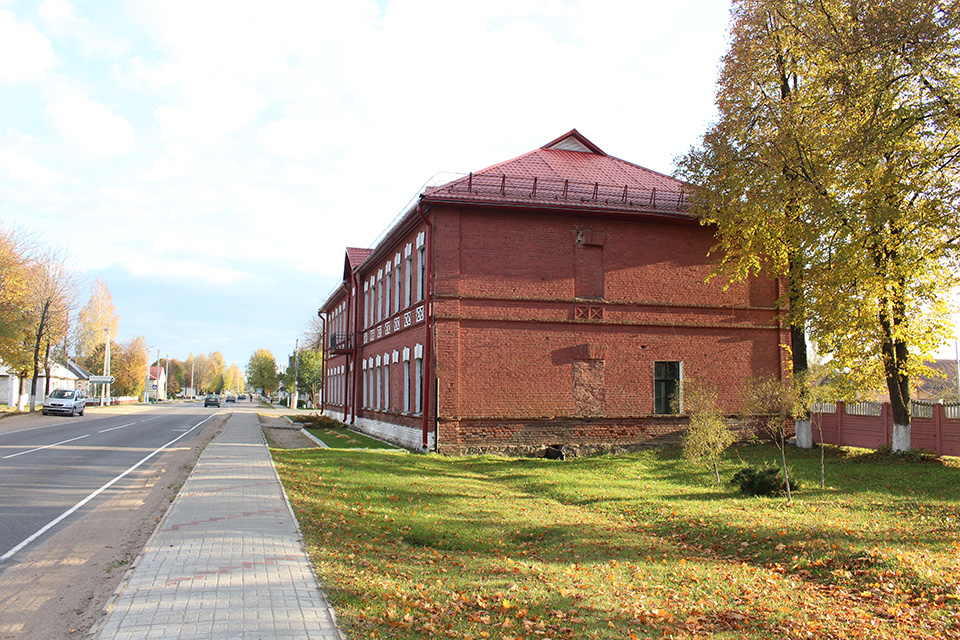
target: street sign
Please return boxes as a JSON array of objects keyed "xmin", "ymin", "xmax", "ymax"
[{"xmin": 90, "ymin": 375, "xmax": 116, "ymax": 384}]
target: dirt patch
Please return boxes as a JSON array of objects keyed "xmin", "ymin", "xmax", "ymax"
[
  {"xmin": 0, "ymin": 415, "xmax": 223, "ymax": 640},
  {"xmin": 262, "ymin": 425, "xmax": 320, "ymax": 449}
]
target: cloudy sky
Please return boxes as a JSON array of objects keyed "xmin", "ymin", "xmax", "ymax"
[{"xmin": 1, "ymin": 0, "xmax": 957, "ymax": 373}]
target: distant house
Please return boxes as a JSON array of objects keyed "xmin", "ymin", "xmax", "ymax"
[
  {"xmin": 318, "ymin": 130, "xmax": 789, "ymax": 455},
  {"xmin": 852, "ymin": 359, "xmax": 960, "ymax": 404},
  {"xmin": 64, "ymin": 359, "xmax": 94, "ymax": 396},
  {"xmin": 0, "ymin": 359, "xmax": 91, "ymax": 408},
  {"xmin": 917, "ymin": 360, "xmax": 959, "ymax": 401},
  {"xmin": 149, "ymin": 365, "xmax": 167, "ymax": 401}
]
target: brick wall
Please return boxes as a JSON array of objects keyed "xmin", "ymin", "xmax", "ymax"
[
  {"xmin": 323, "ymin": 202, "xmax": 787, "ymax": 455},
  {"xmin": 432, "ymin": 205, "xmax": 786, "ymax": 431}
]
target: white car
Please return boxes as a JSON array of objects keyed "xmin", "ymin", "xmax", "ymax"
[{"xmin": 42, "ymin": 389, "xmax": 86, "ymax": 416}]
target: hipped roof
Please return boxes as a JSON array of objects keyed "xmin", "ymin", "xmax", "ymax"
[
  {"xmin": 422, "ymin": 129, "xmax": 691, "ymax": 215},
  {"xmin": 322, "ymin": 130, "xmax": 691, "ymax": 311}
]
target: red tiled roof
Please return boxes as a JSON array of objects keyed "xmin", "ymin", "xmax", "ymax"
[
  {"xmin": 343, "ymin": 247, "xmax": 375, "ymax": 280},
  {"xmin": 346, "ymin": 247, "xmax": 373, "ymax": 267},
  {"xmin": 424, "ymin": 129, "xmax": 691, "ymax": 216}
]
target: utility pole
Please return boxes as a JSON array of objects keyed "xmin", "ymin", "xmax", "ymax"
[
  {"xmin": 156, "ymin": 347, "xmax": 162, "ymax": 401},
  {"xmin": 290, "ymin": 338, "xmax": 300, "ymax": 410},
  {"xmin": 100, "ymin": 327, "xmax": 111, "ymax": 407}
]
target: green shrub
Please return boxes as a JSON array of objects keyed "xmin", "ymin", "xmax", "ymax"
[
  {"xmin": 730, "ymin": 464, "xmax": 800, "ymax": 497},
  {"xmin": 290, "ymin": 413, "xmax": 346, "ymax": 428}
]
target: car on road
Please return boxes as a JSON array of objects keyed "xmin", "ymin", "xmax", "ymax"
[
  {"xmin": 203, "ymin": 394, "xmax": 221, "ymax": 407},
  {"xmin": 225, "ymin": 395, "xmax": 236, "ymax": 403},
  {"xmin": 42, "ymin": 389, "xmax": 86, "ymax": 416}
]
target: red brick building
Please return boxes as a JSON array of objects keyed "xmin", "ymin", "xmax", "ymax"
[{"xmin": 319, "ymin": 130, "xmax": 789, "ymax": 455}]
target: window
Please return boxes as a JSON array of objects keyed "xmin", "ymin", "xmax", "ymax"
[
  {"xmin": 394, "ymin": 254, "xmax": 402, "ymax": 314},
  {"xmin": 403, "ymin": 361, "xmax": 411, "ymax": 412},
  {"xmin": 362, "ymin": 364, "xmax": 368, "ymax": 408},
  {"xmin": 364, "ymin": 286, "xmax": 370, "ymax": 328},
  {"xmin": 384, "ymin": 362, "xmax": 390, "ymax": 410},
  {"xmin": 415, "ymin": 357, "xmax": 423, "ymax": 414},
  {"xmin": 405, "ymin": 254, "xmax": 413, "ymax": 307},
  {"xmin": 385, "ymin": 270, "xmax": 391, "ymax": 319},
  {"xmin": 654, "ymin": 361, "xmax": 682, "ymax": 414},
  {"xmin": 417, "ymin": 246, "xmax": 425, "ymax": 302},
  {"xmin": 375, "ymin": 365, "xmax": 381, "ymax": 410}
]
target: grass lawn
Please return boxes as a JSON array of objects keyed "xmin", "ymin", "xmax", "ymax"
[
  {"xmin": 304, "ymin": 426, "xmax": 401, "ymax": 450},
  {"xmin": 270, "ymin": 444, "xmax": 959, "ymax": 639}
]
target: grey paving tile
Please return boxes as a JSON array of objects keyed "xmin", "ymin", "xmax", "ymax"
[{"xmin": 90, "ymin": 412, "xmax": 344, "ymax": 640}]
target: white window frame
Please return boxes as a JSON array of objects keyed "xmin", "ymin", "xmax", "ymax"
[
  {"xmin": 404, "ymin": 243, "xmax": 413, "ymax": 308},
  {"xmin": 416, "ymin": 231, "xmax": 426, "ymax": 303},
  {"xmin": 402, "ymin": 347, "xmax": 411, "ymax": 413},
  {"xmin": 394, "ymin": 253, "xmax": 402, "ymax": 314},
  {"xmin": 384, "ymin": 362, "xmax": 390, "ymax": 410},
  {"xmin": 363, "ymin": 282, "xmax": 370, "ymax": 328},
  {"xmin": 377, "ymin": 270, "xmax": 384, "ymax": 323},
  {"xmin": 362, "ymin": 360, "xmax": 368, "ymax": 407},
  {"xmin": 384, "ymin": 264, "xmax": 392, "ymax": 320}
]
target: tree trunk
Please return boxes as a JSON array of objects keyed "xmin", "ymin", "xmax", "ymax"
[
  {"xmin": 880, "ymin": 301, "xmax": 911, "ymax": 452},
  {"xmin": 43, "ymin": 340, "xmax": 51, "ymax": 397},
  {"xmin": 29, "ymin": 301, "xmax": 51, "ymax": 412},
  {"xmin": 788, "ymin": 252, "xmax": 808, "ymax": 376},
  {"xmin": 17, "ymin": 373, "xmax": 27, "ymax": 411},
  {"xmin": 874, "ymin": 217, "xmax": 911, "ymax": 453}
]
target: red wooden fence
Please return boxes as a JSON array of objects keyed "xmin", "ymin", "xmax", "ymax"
[{"xmin": 810, "ymin": 401, "xmax": 960, "ymax": 456}]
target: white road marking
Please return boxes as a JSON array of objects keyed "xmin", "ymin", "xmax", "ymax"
[
  {"xmin": 1, "ymin": 434, "xmax": 90, "ymax": 459},
  {"xmin": 98, "ymin": 422, "xmax": 136, "ymax": 433},
  {"xmin": 0, "ymin": 414, "xmax": 217, "ymax": 562}
]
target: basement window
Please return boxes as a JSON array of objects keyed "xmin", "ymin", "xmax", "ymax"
[{"xmin": 654, "ymin": 361, "xmax": 682, "ymax": 415}]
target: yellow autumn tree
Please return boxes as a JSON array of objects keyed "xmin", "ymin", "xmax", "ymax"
[{"xmin": 678, "ymin": 0, "xmax": 960, "ymax": 450}]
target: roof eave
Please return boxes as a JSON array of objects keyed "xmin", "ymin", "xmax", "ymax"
[{"xmin": 419, "ymin": 194, "xmax": 696, "ymax": 222}]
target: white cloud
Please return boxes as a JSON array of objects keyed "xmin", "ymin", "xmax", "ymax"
[
  {"xmin": 154, "ymin": 73, "xmax": 266, "ymax": 146},
  {"xmin": 37, "ymin": 0, "xmax": 129, "ymax": 58},
  {"xmin": 1, "ymin": 0, "xmax": 792, "ymax": 363},
  {"xmin": 0, "ymin": 148, "xmax": 60, "ymax": 186},
  {"xmin": 44, "ymin": 96, "xmax": 135, "ymax": 157},
  {"xmin": 124, "ymin": 257, "xmax": 246, "ymax": 285},
  {"xmin": 0, "ymin": 11, "xmax": 55, "ymax": 83}
]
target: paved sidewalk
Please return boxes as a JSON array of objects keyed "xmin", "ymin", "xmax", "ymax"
[{"xmin": 91, "ymin": 412, "xmax": 344, "ymax": 640}]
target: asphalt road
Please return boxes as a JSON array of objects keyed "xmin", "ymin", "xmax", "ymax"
[{"xmin": 0, "ymin": 404, "xmax": 217, "ymax": 562}]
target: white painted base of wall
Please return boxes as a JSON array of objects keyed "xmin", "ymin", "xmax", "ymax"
[
  {"xmin": 795, "ymin": 419, "xmax": 812, "ymax": 449},
  {"xmin": 892, "ymin": 423, "xmax": 911, "ymax": 453},
  {"xmin": 323, "ymin": 410, "xmax": 435, "ymax": 451}
]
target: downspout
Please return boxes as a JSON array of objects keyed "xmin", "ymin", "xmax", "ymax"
[
  {"xmin": 341, "ymin": 282, "xmax": 350, "ymax": 423},
  {"xmin": 417, "ymin": 201, "xmax": 433, "ymax": 452},
  {"xmin": 318, "ymin": 309, "xmax": 326, "ymax": 414},
  {"xmin": 350, "ymin": 271, "xmax": 361, "ymax": 425}
]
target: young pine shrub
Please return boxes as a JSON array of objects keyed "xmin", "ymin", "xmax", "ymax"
[
  {"xmin": 681, "ymin": 379, "xmax": 736, "ymax": 485},
  {"xmin": 730, "ymin": 464, "xmax": 801, "ymax": 497}
]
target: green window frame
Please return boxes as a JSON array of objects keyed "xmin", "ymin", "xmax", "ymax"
[{"xmin": 654, "ymin": 361, "xmax": 681, "ymax": 415}]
